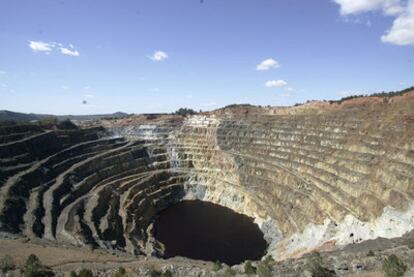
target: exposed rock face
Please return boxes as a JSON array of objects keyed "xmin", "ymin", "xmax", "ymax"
[{"xmin": 1, "ymin": 92, "xmax": 414, "ymax": 261}]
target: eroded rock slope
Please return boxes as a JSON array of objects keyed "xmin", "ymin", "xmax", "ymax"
[{"xmin": 1, "ymin": 91, "xmax": 414, "ymax": 261}]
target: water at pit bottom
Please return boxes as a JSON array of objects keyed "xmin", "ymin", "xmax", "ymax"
[{"xmin": 153, "ymin": 200, "xmax": 267, "ymax": 265}]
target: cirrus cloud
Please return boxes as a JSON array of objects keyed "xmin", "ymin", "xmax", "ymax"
[{"xmin": 256, "ymin": 58, "xmax": 280, "ymax": 71}]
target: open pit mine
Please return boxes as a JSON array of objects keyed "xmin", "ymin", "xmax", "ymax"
[{"xmin": 1, "ymin": 91, "xmax": 414, "ymax": 276}]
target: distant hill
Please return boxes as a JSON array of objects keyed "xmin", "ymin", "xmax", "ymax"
[
  {"xmin": 0, "ymin": 110, "xmax": 129, "ymax": 122},
  {"xmin": 330, "ymin": 85, "xmax": 414, "ymax": 104}
]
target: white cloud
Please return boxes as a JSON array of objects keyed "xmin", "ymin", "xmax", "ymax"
[
  {"xmin": 60, "ymin": 47, "xmax": 80, "ymax": 56},
  {"xmin": 382, "ymin": 0, "xmax": 414, "ymax": 45},
  {"xmin": 28, "ymin": 40, "xmax": 54, "ymax": 53},
  {"xmin": 28, "ymin": 40, "xmax": 81, "ymax": 56},
  {"xmin": 150, "ymin": 51, "xmax": 168, "ymax": 61},
  {"xmin": 256, "ymin": 58, "xmax": 280, "ymax": 71},
  {"xmin": 333, "ymin": 0, "xmax": 403, "ymax": 15},
  {"xmin": 83, "ymin": 94, "xmax": 94, "ymax": 98},
  {"xmin": 286, "ymin": 87, "xmax": 294, "ymax": 91},
  {"xmin": 1, "ymin": 83, "xmax": 7, "ymax": 88},
  {"xmin": 334, "ymin": 0, "xmax": 414, "ymax": 46},
  {"xmin": 61, "ymin": 85, "xmax": 69, "ymax": 90},
  {"xmin": 0, "ymin": 71, "xmax": 6, "ymax": 75},
  {"xmin": 265, "ymin": 80, "xmax": 288, "ymax": 88}
]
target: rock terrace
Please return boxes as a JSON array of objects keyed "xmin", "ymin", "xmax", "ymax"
[{"xmin": 1, "ymin": 91, "xmax": 414, "ymax": 262}]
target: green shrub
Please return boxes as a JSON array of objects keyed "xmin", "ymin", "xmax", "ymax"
[
  {"xmin": 212, "ymin": 261, "xmax": 222, "ymax": 271},
  {"xmin": 329, "ymin": 86, "xmax": 414, "ymax": 104},
  {"xmin": 78, "ymin": 269, "xmax": 93, "ymax": 277},
  {"xmin": 244, "ymin": 260, "xmax": 256, "ymax": 275},
  {"xmin": 406, "ymin": 239, "xmax": 414, "ymax": 249},
  {"xmin": 115, "ymin": 267, "xmax": 126, "ymax": 277},
  {"xmin": 57, "ymin": 119, "xmax": 78, "ymax": 130},
  {"xmin": 367, "ymin": 250, "xmax": 375, "ymax": 257},
  {"xmin": 223, "ymin": 267, "xmax": 236, "ymax": 277},
  {"xmin": 309, "ymin": 252, "xmax": 322, "ymax": 263},
  {"xmin": 305, "ymin": 252, "xmax": 335, "ymax": 277},
  {"xmin": 36, "ymin": 117, "xmax": 58, "ymax": 128},
  {"xmin": 147, "ymin": 268, "xmax": 161, "ymax": 277},
  {"xmin": 257, "ymin": 262, "xmax": 272, "ymax": 277},
  {"xmin": 264, "ymin": 255, "xmax": 274, "ymax": 264},
  {"xmin": 0, "ymin": 255, "xmax": 16, "ymax": 273},
  {"xmin": 257, "ymin": 256, "xmax": 274, "ymax": 277},
  {"xmin": 25, "ymin": 254, "xmax": 41, "ymax": 269},
  {"xmin": 161, "ymin": 270, "xmax": 172, "ymax": 277},
  {"xmin": 174, "ymin": 108, "xmax": 196, "ymax": 116},
  {"xmin": 382, "ymin": 255, "xmax": 407, "ymax": 277},
  {"xmin": 24, "ymin": 254, "xmax": 45, "ymax": 277},
  {"xmin": 68, "ymin": 271, "xmax": 77, "ymax": 277},
  {"xmin": 224, "ymin": 104, "xmax": 255, "ymax": 109},
  {"xmin": 78, "ymin": 268, "xmax": 93, "ymax": 277}
]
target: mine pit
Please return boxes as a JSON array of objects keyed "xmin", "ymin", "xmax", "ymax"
[
  {"xmin": 1, "ymin": 94, "xmax": 414, "ymax": 275},
  {"xmin": 153, "ymin": 200, "xmax": 267, "ymax": 265}
]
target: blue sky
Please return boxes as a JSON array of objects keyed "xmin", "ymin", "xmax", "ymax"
[{"xmin": 0, "ymin": 0, "xmax": 413, "ymax": 115}]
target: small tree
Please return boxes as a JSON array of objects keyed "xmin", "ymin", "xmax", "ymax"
[
  {"xmin": 174, "ymin": 108, "xmax": 196, "ymax": 116},
  {"xmin": 24, "ymin": 254, "xmax": 43, "ymax": 277},
  {"xmin": 0, "ymin": 255, "xmax": 16, "ymax": 273},
  {"xmin": 382, "ymin": 255, "xmax": 407, "ymax": 277},
  {"xmin": 367, "ymin": 250, "xmax": 375, "ymax": 257}
]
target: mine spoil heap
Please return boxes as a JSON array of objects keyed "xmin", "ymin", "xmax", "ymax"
[{"xmin": 1, "ymin": 91, "xmax": 414, "ymax": 262}]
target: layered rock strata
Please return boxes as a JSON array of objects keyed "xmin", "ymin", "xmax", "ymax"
[{"xmin": 1, "ymin": 92, "xmax": 414, "ymax": 260}]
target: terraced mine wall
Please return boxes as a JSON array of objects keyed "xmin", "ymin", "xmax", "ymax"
[{"xmin": 1, "ymin": 92, "xmax": 414, "ymax": 262}]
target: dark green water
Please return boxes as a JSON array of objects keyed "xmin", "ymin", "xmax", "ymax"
[{"xmin": 153, "ymin": 200, "xmax": 267, "ymax": 265}]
